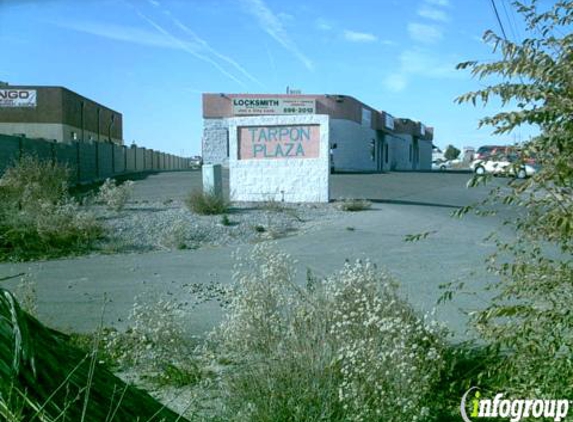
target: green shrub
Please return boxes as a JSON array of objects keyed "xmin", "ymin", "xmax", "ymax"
[
  {"xmin": 337, "ymin": 198, "xmax": 372, "ymax": 212},
  {"xmin": 208, "ymin": 245, "xmax": 446, "ymax": 422},
  {"xmin": 0, "ymin": 156, "xmax": 102, "ymax": 261},
  {"xmin": 185, "ymin": 190, "xmax": 229, "ymax": 215},
  {"xmin": 95, "ymin": 178, "xmax": 134, "ymax": 211}
]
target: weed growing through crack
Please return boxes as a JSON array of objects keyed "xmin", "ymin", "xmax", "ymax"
[
  {"xmin": 337, "ymin": 198, "xmax": 372, "ymax": 212},
  {"xmin": 96, "ymin": 178, "xmax": 134, "ymax": 212},
  {"xmin": 185, "ymin": 190, "xmax": 229, "ymax": 215}
]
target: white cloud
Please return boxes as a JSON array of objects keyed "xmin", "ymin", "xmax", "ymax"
[
  {"xmin": 417, "ymin": 5, "xmax": 449, "ymax": 22},
  {"xmin": 343, "ymin": 30, "xmax": 378, "ymax": 43},
  {"xmin": 380, "ymin": 39, "xmax": 397, "ymax": 46},
  {"xmin": 407, "ymin": 23, "xmax": 443, "ymax": 44},
  {"xmin": 239, "ymin": 0, "xmax": 314, "ymax": 71},
  {"xmin": 383, "ymin": 73, "xmax": 407, "ymax": 92}
]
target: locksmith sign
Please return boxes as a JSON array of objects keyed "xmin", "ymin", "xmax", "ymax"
[
  {"xmin": 232, "ymin": 97, "xmax": 315, "ymax": 115},
  {"xmin": 0, "ymin": 89, "xmax": 37, "ymax": 107},
  {"xmin": 238, "ymin": 125, "xmax": 320, "ymax": 160}
]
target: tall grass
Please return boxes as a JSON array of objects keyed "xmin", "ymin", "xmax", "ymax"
[{"xmin": 0, "ymin": 156, "xmax": 102, "ymax": 261}]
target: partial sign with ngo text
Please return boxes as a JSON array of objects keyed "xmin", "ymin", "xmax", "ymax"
[{"xmin": 0, "ymin": 89, "xmax": 37, "ymax": 107}]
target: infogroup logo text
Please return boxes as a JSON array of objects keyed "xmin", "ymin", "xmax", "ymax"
[{"xmin": 461, "ymin": 387, "xmax": 570, "ymax": 422}]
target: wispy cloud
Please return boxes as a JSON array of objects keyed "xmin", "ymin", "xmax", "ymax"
[
  {"xmin": 383, "ymin": 73, "xmax": 407, "ymax": 92},
  {"xmin": 315, "ymin": 17, "xmax": 333, "ymax": 31},
  {"xmin": 52, "ymin": 20, "xmax": 183, "ymax": 50},
  {"xmin": 239, "ymin": 0, "xmax": 314, "ymax": 71},
  {"xmin": 407, "ymin": 23, "xmax": 443, "ymax": 44},
  {"xmin": 425, "ymin": 0, "xmax": 449, "ymax": 6},
  {"xmin": 384, "ymin": 48, "xmax": 462, "ymax": 92},
  {"xmin": 134, "ymin": 10, "xmax": 247, "ymax": 87},
  {"xmin": 417, "ymin": 5, "xmax": 449, "ymax": 22},
  {"xmin": 53, "ymin": 0, "xmax": 263, "ymax": 88},
  {"xmin": 380, "ymin": 39, "xmax": 397, "ymax": 46},
  {"xmin": 343, "ymin": 30, "xmax": 378, "ymax": 43},
  {"xmin": 170, "ymin": 17, "xmax": 263, "ymax": 87}
]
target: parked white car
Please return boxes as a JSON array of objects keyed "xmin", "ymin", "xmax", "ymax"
[
  {"xmin": 470, "ymin": 154, "xmax": 537, "ymax": 179},
  {"xmin": 432, "ymin": 159, "xmax": 451, "ymax": 171}
]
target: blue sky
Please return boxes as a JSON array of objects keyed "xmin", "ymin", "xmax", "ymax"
[{"xmin": 0, "ymin": 0, "xmax": 541, "ymax": 155}]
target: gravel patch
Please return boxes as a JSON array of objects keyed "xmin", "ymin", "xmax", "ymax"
[{"xmin": 91, "ymin": 200, "xmax": 345, "ymax": 253}]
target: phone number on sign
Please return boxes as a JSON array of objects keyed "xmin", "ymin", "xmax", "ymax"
[{"xmin": 284, "ymin": 107, "xmax": 314, "ymax": 113}]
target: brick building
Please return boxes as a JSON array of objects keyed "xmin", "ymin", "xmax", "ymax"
[{"xmin": 0, "ymin": 84, "xmax": 123, "ymax": 145}]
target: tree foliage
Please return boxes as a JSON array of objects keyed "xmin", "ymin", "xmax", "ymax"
[
  {"xmin": 443, "ymin": 145, "xmax": 461, "ymax": 161},
  {"xmin": 456, "ymin": 0, "xmax": 573, "ymax": 396}
]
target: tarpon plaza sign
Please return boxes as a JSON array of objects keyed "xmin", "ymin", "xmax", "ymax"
[
  {"xmin": 238, "ymin": 125, "xmax": 320, "ymax": 160},
  {"xmin": 232, "ymin": 97, "xmax": 316, "ymax": 115},
  {"xmin": 0, "ymin": 89, "xmax": 37, "ymax": 107}
]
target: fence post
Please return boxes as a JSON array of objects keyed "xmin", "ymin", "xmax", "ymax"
[
  {"xmin": 111, "ymin": 143, "xmax": 115, "ymax": 174},
  {"xmin": 95, "ymin": 141, "xmax": 99, "ymax": 179},
  {"xmin": 50, "ymin": 141, "xmax": 56, "ymax": 164},
  {"xmin": 76, "ymin": 141, "xmax": 81, "ymax": 182},
  {"xmin": 18, "ymin": 136, "xmax": 23, "ymax": 162}
]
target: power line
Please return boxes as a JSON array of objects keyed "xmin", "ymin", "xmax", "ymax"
[
  {"xmin": 490, "ymin": 0, "xmax": 509, "ymax": 40},
  {"xmin": 500, "ymin": 0, "xmax": 520, "ymax": 42}
]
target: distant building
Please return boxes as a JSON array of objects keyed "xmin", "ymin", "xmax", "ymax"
[
  {"xmin": 0, "ymin": 85, "xmax": 123, "ymax": 144},
  {"xmin": 202, "ymin": 93, "xmax": 433, "ymax": 172}
]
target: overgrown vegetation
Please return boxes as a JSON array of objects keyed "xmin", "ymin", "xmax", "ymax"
[
  {"xmin": 95, "ymin": 178, "xmax": 134, "ymax": 212},
  {"xmin": 452, "ymin": 0, "xmax": 573, "ymax": 400},
  {"xmin": 0, "ymin": 156, "xmax": 102, "ymax": 261},
  {"xmin": 206, "ymin": 245, "xmax": 447, "ymax": 422},
  {"xmin": 185, "ymin": 190, "xmax": 229, "ymax": 215}
]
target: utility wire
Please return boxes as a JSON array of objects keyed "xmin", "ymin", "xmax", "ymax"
[
  {"xmin": 490, "ymin": 0, "xmax": 509, "ymax": 40},
  {"xmin": 500, "ymin": 0, "xmax": 520, "ymax": 42}
]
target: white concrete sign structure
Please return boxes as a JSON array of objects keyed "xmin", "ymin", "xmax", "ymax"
[
  {"xmin": 228, "ymin": 114, "xmax": 329, "ymax": 203},
  {"xmin": 0, "ymin": 89, "xmax": 37, "ymax": 107}
]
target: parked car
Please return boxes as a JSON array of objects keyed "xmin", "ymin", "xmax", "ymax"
[
  {"xmin": 475, "ymin": 145, "xmax": 507, "ymax": 160},
  {"xmin": 432, "ymin": 159, "xmax": 451, "ymax": 171},
  {"xmin": 189, "ymin": 156, "xmax": 203, "ymax": 167},
  {"xmin": 470, "ymin": 152, "xmax": 537, "ymax": 179}
]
